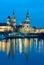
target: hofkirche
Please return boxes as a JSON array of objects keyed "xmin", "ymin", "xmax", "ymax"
[{"xmin": 0, "ymin": 11, "xmax": 44, "ymax": 34}]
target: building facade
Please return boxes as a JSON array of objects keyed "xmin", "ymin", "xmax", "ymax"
[{"xmin": 0, "ymin": 11, "xmax": 44, "ymax": 34}]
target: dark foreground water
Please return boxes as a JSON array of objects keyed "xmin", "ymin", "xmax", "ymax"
[
  {"xmin": 0, "ymin": 38, "xmax": 44, "ymax": 65},
  {"xmin": 0, "ymin": 51, "xmax": 44, "ymax": 65}
]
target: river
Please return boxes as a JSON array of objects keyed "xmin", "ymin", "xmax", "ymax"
[{"xmin": 0, "ymin": 38, "xmax": 44, "ymax": 65}]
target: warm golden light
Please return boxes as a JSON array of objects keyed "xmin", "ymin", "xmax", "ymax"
[
  {"xmin": 1, "ymin": 40, "xmax": 6, "ymax": 51},
  {"xmin": 6, "ymin": 39, "xmax": 10, "ymax": 56},
  {"xmin": 19, "ymin": 39, "xmax": 22, "ymax": 54}
]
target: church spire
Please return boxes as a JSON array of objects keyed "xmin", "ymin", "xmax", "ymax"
[
  {"xmin": 26, "ymin": 11, "xmax": 29, "ymax": 18},
  {"xmin": 12, "ymin": 10, "xmax": 16, "ymax": 27},
  {"xmin": 26, "ymin": 11, "xmax": 30, "ymax": 24},
  {"xmin": 12, "ymin": 10, "xmax": 15, "ymax": 19}
]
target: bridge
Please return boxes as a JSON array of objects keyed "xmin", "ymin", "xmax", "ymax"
[
  {"xmin": 2, "ymin": 33, "xmax": 44, "ymax": 39},
  {"xmin": 0, "ymin": 32, "xmax": 44, "ymax": 40}
]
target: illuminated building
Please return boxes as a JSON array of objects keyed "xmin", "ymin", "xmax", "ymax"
[{"xmin": 0, "ymin": 11, "xmax": 44, "ymax": 33}]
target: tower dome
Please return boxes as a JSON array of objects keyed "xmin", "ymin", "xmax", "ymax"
[{"xmin": 7, "ymin": 16, "xmax": 11, "ymax": 25}]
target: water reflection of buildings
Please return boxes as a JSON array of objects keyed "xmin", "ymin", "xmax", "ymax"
[
  {"xmin": 0, "ymin": 11, "xmax": 44, "ymax": 58},
  {"xmin": 0, "ymin": 38, "xmax": 44, "ymax": 58},
  {"xmin": 0, "ymin": 39, "xmax": 31, "ymax": 56}
]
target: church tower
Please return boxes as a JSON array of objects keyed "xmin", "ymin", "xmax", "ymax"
[
  {"xmin": 26, "ymin": 12, "xmax": 30, "ymax": 27},
  {"xmin": 12, "ymin": 10, "xmax": 16, "ymax": 27},
  {"xmin": 7, "ymin": 16, "xmax": 11, "ymax": 26}
]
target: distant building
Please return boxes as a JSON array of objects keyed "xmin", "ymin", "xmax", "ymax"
[
  {"xmin": 0, "ymin": 16, "xmax": 13, "ymax": 32},
  {"xmin": 0, "ymin": 11, "xmax": 44, "ymax": 33}
]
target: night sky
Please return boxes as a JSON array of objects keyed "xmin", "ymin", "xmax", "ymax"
[{"xmin": 0, "ymin": 0, "xmax": 44, "ymax": 27}]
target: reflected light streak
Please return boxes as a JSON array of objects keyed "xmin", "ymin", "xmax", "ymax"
[
  {"xmin": 12, "ymin": 39, "xmax": 16, "ymax": 57},
  {"xmin": 6, "ymin": 39, "xmax": 10, "ymax": 56},
  {"xmin": 19, "ymin": 39, "xmax": 22, "ymax": 54},
  {"xmin": 1, "ymin": 40, "xmax": 6, "ymax": 51}
]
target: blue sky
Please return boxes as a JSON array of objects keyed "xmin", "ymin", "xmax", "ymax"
[{"xmin": 0, "ymin": 0, "xmax": 44, "ymax": 27}]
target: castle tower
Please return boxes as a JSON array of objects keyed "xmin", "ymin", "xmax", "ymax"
[
  {"xmin": 12, "ymin": 10, "xmax": 16, "ymax": 27},
  {"xmin": 26, "ymin": 12, "xmax": 30, "ymax": 27},
  {"xmin": 7, "ymin": 16, "xmax": 11, "ymax": 26}
]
